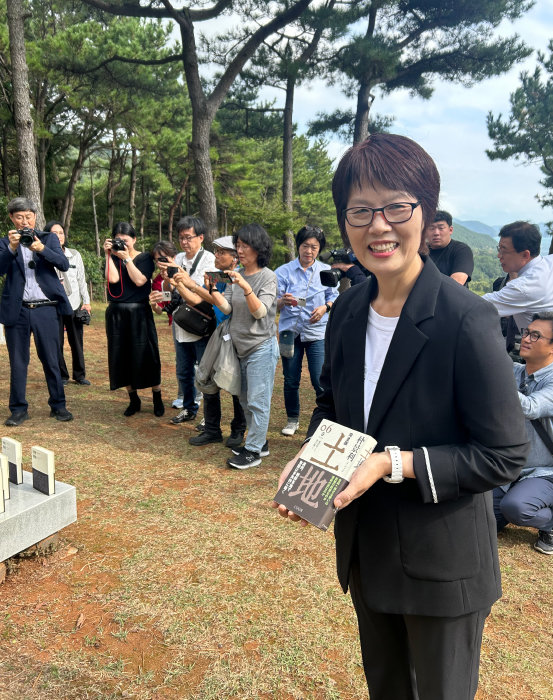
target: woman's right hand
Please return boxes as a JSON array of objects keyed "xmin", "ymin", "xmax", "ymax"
[{"xmin": 103, "ymin": 238, "xmax": 113, "ymax": 254}]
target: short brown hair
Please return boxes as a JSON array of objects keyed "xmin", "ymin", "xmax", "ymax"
[{"xmin": 332, "ymin": 133, "xmax": 440, "ymax": 249}]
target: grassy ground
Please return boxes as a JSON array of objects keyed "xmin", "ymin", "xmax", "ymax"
[{"xmin": 0, "ymin": 303, "xmax": 551, "ymax": 699}]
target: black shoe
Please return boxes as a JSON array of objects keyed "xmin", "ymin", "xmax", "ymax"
[
  {"xmin": 232, "ymin": 440, "xmax": 268, "ymax": 456},
  {"xmin": 195, "ymin": 417, "xmax": 206, "ymax": 432},
  {"xmin": 170, "ymin": 408, "xmax": 196, "ymax": 424},
  {"xmin": 124, "ymin": 391, "xmax": 141, "ymax": 417},
  {"xmin": 5, "ymin": 411, "xmax": 29, "ymax": 427},
  {"xmin": 534, "ymin": 530, "xmax": 553, "ymax": 555},
  {"xmin": 227, "ymin": 447, "xmax": 261, "ymax": 469},
  {"xmin": 153, "ymin": 390, "xmax": 165, "ymax": 417},
  {"xmin": 75, "ymin": 378, "xmax": 91, "ymax": 386},
  {"xmin": 226, "ymin": 430, "xmax": 245, "ymax": 448},
  {"xmin": 189, "ymin": 432, "xmax": 223, "ymax": 446},
  {"xmin": 49, "ymin": 408, "xmax": 74, "ymax": 422}
]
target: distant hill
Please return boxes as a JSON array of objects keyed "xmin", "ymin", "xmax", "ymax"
[
  {"xmin": 450, "ymin": 221, "xmax": 497, "ymax": 250},
  {"xmin": 458, "ymin": 220, "xmax": 499, "ymax": 237}
]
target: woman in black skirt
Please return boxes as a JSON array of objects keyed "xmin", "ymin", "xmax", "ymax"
[{"xmin": 104, "ymin": 222, "xmax": 164, "ymax": 416}]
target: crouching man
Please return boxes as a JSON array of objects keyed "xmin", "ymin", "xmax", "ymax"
[
  {"xmin": 0, "ymin": 198, "xmax": 73, "ymax": 425},
  {"xmin": 494, "ymin": 312, "xmax": 553, "ymax": 554}
]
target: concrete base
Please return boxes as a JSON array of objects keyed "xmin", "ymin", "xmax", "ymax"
[{"xmin": 0, "ymin": 470, "xmax": 76, "ymax": 562}]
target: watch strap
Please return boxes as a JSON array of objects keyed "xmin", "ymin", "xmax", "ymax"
[{"xmin": 383, "ymin": 445, "xmax": 404, "ymax": 483}]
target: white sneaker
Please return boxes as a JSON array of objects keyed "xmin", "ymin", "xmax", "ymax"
[
  {"xmin": 281, "ymin": 421, "xmax": 299, "ymax": 436},
  {"xmin": 172, "ymin": 398, "xmax": 183, "ymax": 409}
]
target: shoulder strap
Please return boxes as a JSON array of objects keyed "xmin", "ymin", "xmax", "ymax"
[
  {"xmin": 188, "ymin": 249, "xmax": 204, "ymax": 277},
  {"xmin": 531, "ymin": 419, "xmax": 553, "ymax": 456}
]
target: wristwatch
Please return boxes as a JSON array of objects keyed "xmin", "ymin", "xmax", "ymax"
[
  {"xmin": 325, "ymin": 302, "xmax": 331, "ymax": 313},
  {"xmin": 383, "ymin": 446, "xmax": 404, "ymax": 483},
  {"xmin": 122, "ymin": 258, "xmax": 131, "ymax": 266}
]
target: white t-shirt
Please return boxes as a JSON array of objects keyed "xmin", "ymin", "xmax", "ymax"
[
  {"xmin": 173, "ymin": 248, "xmax": 216, "ymax": 343},
  {"xmin": 364, "ymin": 305, "xmax": 399, "ymax": 430}
]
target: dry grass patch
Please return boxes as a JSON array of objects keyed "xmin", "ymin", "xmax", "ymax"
[{"xmin": 0, "ymin": 303, "xmax": 551, "ymax": 699}]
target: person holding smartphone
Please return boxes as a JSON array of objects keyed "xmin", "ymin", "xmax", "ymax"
[
  {"xmin": 178, "ymin": 236, "xmax": 247, "ymax": 448},
  {"xmin": 275, "ymin": 226, "xmax": 338, "ymax": 436}
]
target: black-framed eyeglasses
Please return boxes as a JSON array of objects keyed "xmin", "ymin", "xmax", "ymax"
[
  {"xmin": 496, "ymin": 244, "xmax": 517, "ymax": 255},
  {"xmin": 179, "ymin": 234, "xmax": 199, "ymax": 243},
  {"xmin": 520, "ymin": 328, "xmax": 553, "ymax": 343},
  {"xmin": 343, "ymin": 202, "xmax": 421, "ymax": 227}
]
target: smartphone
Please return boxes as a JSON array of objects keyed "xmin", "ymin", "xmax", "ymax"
[
  {"xmin": 161, "ymin": 290, "xmax": 172, "ymax": 301},
  {"xmin": 167, "ymin": 266, "xmax": 179, "ymax": 278},
  {"xmin": 206, "ymin": 270, "xmax": 232, "ymax": 284},
  {"xmin": 157, "ymin": 256, "xmax": 169, "ymax": 263}
]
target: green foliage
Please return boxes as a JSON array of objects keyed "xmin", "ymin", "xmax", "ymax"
[
  {"xmin": 450, "ymin": 223, "xmax": 502, "ymax": 295},
  {"xmin": 487, "ymin": 40, "xmax": 553, "ymax": 214},
  {"xmin": 310, "ymin": 0, "xmax": 533, "ymax": 141}
]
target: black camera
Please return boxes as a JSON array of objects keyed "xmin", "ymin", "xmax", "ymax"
[
  {"xmin": 74, "ymin": 308, "xmax": 91, "ymax": 325},
  {"xmin": 111, "ymin": 237, "xmax": 127, "ymax": 252},
  {"xmin": 319, "ymin": 248, "xmax": 356, "ymax": 287},
  {"xmin": 17, "ymin": 227, "xmax": 36, "ymax": 247},
  {"xmin": 319, "ymin": 248, "xmax": 353, "ymax": 265},
  {"xmin": 167, "ymin": 266, "xmax": 179, "ymax": 278}
]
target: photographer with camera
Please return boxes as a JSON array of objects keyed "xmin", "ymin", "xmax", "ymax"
[
  {"xmin": 320, "ymin": 247, "xmax": 368, "ymax": 288},
  {"xmin": 44, "ymin": 221, "xmax": 91, "ymax": 386},
  {"xmin": 275, "ymin": 226, "xmax": 338, "ymax": 436},
  {"xmin": 169, "ymin": 236, "xmax": 247, "ymax": 448},
  {"xmin": 0, "ymin": 197, "xmax": 73, "ymax": 426},
  {"xmin": 104, "ymin": 222, "xmax": 163, "ymax": 417}
]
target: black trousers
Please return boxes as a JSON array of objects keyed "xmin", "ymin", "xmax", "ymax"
[
  {"xmin": 59, "ymin": 312, "xmax": 86, "ymax": 381},
  {"xmin": 349, "ymin": 561, "xmax": 489, "ymax": 700},
  {"xmin": 203, "ymin": 391, "xmax": 246, "ymax": 437},
  {"xmin": 5, "ymin": 305, "xmax": 66, "ymax": 412}
]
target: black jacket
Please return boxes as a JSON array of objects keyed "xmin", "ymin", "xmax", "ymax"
[{"xmin": 308, "ymin": 257, "xmax": 529, "ymax": 617}]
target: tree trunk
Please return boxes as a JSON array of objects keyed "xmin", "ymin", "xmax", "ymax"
[
  {"xmin": 129, "ymin": 145, "xmax": 138, "ymax": 225},
  {"xmin": 89, "ymin": 161, "xmax": 100, "ymax": 257},
  {"xmin": 353, "ymin": 81, "xmax": 373, "ymax": 144},
  {"xmin": 189, "ymin": 111, "xmax": 218, "ymax": 245},
  {"xmin": 61, "ymin": 142, "xmax": 87, "ymax": 234},
  {"xmin": 6, "ymin": 0, "xmax": 43, "ymax": 226},
  {"xmin": 168, "ymin": 177, "xmax": 188, "ymax": 242},
  {"xmin": 282, "ymin": 74, "xmax": 296, "ymax": 262}
]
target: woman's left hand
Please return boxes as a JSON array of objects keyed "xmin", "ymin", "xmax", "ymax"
[{"xmin": 309, "ymin": 305, "xmax": 327, "ymax": 324}]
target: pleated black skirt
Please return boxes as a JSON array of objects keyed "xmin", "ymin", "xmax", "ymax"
[{"xmin": 105, "ymin": 302, "xmax": 161, "ymax": 390}]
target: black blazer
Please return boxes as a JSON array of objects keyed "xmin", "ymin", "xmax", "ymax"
[
  {"xmin": 0, "ymin": 232, "xmax": 72, "ymax": 326},
  {"xmin": 308, "ymin": 257, "xmax": 529, "ymax": 617}
]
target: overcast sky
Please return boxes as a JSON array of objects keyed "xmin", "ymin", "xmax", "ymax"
[{"xmin": 283, "ymin": 2, "xmax": 553, "ymax": 227}]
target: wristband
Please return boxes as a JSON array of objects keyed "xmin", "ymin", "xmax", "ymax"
[
  {"xmin": 244, "ymin": 290, "xmax": 253, "ymax": 297},
  {"xmin": 383, "ymin": 446, "xmax": 404, "ymax": 483}
]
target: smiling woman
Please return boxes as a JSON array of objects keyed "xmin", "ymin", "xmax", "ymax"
[{"xmin": 274, "ymin": 133, "xmax": 530, "ymax": 700}]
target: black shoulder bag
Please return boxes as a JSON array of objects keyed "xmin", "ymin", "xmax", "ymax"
[{"xmin": 171, "ymin": 251, "xmax": 215, "ymax": 337}]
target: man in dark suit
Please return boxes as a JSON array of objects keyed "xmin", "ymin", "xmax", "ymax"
[{"xmin": 0, "ymin": 197, "xmax": 74, "ymax": 425}]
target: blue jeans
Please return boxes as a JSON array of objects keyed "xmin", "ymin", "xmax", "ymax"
[
  {"xmin": 174, "ymin": 333, "xmax": 208, "ymax": 413},
  {"xmin": 281, "ymin": 336, "xmax": 325, "ymax": 420},
  {"xmin": 239, "ymin": 336, "xmax": 279, "ymax": 453},
  {"xmin": 493, "ymin": 477, "xmax": 553, "ymax": 532}
]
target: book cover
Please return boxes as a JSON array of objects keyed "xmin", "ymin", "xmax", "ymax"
[
  {"xmin": 0, "ymin": 454, "xmax": 9, "ymax": 502},
  {"xmin": 274, "ymin": 419, "xmax": 377, "ymax": 531},
  {"xmin": 31, "ymin": 446, "xmax": 55, "ymax": 496},
  {"xmin": 2, "ymin": 437, "xmax": 23, "ymax": 485}
]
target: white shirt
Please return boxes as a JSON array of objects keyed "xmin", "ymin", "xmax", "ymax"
[
  {"xmin": 482, "ymin": 254, "xmax": 553, "ymax": 331},
  {"xmin": 173, "ymin": 248, "xmax": 216, "ymax": 343},
  {"xmin": 363, "ymin": 306, "xmax": 399, "ymax": 430},
  {"xmin": 61, "ymin": 247, "xmax": 90, "ymax": 311}
]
